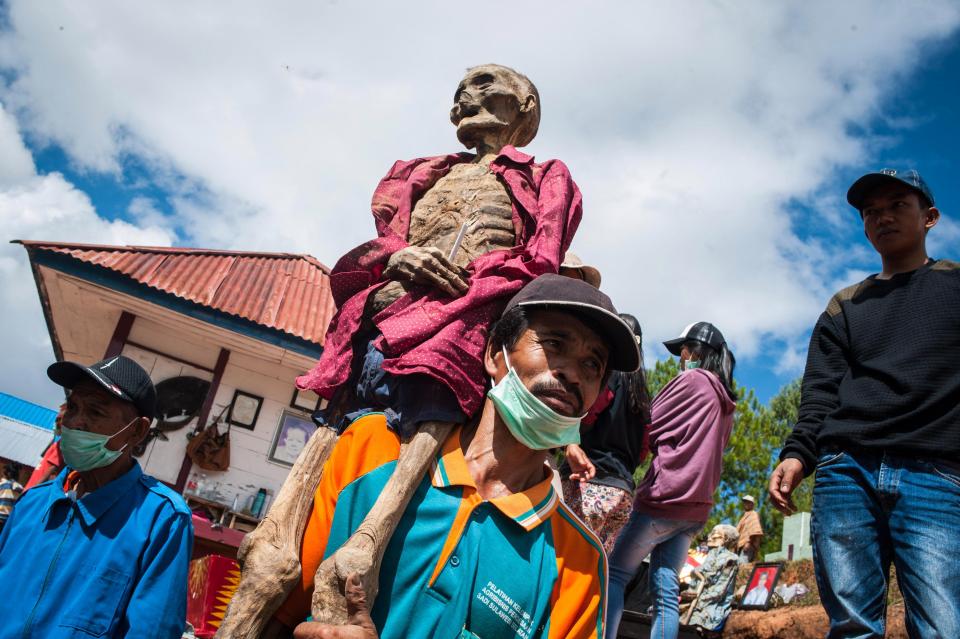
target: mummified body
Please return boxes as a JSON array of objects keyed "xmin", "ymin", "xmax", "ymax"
[{"xmin": 217, "ymin": 64, "xmax": 582, "ymax": 637}]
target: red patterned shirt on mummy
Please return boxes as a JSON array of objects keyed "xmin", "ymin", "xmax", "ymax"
[{"xmin": 297, "ymin": 146, "xmax": 582, "ymax": 418}]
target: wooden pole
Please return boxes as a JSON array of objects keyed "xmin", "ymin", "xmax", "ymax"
[{"xmin": 175, "ymin": 347, "xmax": 230, "ymax": 491}]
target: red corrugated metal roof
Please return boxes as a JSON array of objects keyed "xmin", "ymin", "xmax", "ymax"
[{"xmin": 17, "ymin": 241, "xmax": 336, "ymax": 346}]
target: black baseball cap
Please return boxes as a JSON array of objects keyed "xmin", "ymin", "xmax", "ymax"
[
  {"xmin": 846, "ymin": 169, "xmax": 935, "ymax": 211},
  {"xmin": 663, "ymin": 321, "xmax": 727, "ymax": 356},
  {"xmin": 48, "ymin": 355, "xmax": 157, "ymax": 420},
  {"xmin": 503, "ymin": 273, "xmax": 640, "ymax": 372}
]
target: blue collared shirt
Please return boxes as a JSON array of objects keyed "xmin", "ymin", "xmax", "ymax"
[{"xmin": 0, "ymin": 462, "xmax": 193, "ymax": 638}]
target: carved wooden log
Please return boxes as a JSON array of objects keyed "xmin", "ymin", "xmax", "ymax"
[
  {"xmin": 214, "ymin": 427, "xmax": 339, "ymax": 639},
  {"xmin": 311, "ymin": 420, "xmax": 454, "ymax": 624}
]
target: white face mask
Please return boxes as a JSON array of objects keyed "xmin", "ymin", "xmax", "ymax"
[
  {"xmin": 59, "ymin": 417, "xmax": 136, "ymax": 471},
  {"xmin": 487, "ymin": 348, "xmax": 584, "ymax": 450}
]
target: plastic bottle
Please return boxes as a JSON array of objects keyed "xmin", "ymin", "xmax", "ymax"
[
  {"xmin": 252, "ymin": 488, "xmax": 267, "ymax": 518},
  {"xmin": 196, "ymin": 473, "xmax": 207, "ymax": 498}
]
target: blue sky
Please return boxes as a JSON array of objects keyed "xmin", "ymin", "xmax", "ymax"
[{"xmin": 2, "ymin": 2, "xmax": 959, "ymax": 408}]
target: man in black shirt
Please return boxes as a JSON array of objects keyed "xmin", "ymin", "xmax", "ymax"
[{"xmin": 768, "ymin": 169, "xmax": 960, "ymax": 638}]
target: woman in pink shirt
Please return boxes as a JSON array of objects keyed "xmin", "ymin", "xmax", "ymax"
[{"xmin": 605, "ymin": 322, "xmax": 737, "ymax": 639}]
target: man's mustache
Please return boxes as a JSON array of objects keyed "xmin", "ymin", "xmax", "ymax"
[{"xmin": 530, "ymin": 380, "xmax": 583, "ymax": 415}]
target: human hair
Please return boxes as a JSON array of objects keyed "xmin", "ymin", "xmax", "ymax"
[
  {"xmin": 712, "ymin": 524, "xmax": 740, "ymax": 549},
  {"xmin": 618, "ymin": 314, "xmax": 651, "ymax": 423},
  {"xmin": 489, "ymin": 305, "xmax": 613, "ymax": 383},
  {"xmin": 120, "ymin": 400, "xmax": 141, "ymax": 423},
  {"xmin": 684, "ymin": 339, "xmax": 737, "ymax": 401},
  {"xmin": 489, "ymin": 306, "xmax": 530, "ymax": 354},
  {"xmin": 282, "ymin": 422, "xmax": 311, "ymax": 444},
  {"xmin": 465, "ymin": 64, "xmax": 541, "ymax": 147}
]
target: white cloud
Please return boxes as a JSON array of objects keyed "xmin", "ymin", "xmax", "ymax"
[
  {"xmin": 0, "ymin": 103, "xmax": 174, "ymax": 407},
  {"xmin": 1, "ymin": 1, "xmax": 958, "ymax": 394}
]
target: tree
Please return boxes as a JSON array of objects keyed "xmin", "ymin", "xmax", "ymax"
[
  {"xmin": 646, "ymin": 357, "xmax": 681, "ymax": 397},
  {"xmin": 760, "ymin": 378, "xmax": 812, "ymax": 554},
  {"xmin": 702, "ymin": 378, "xmax": 809, "ymax": 556}
]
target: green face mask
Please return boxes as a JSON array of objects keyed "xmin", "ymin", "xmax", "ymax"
[
  {"xmin": 684, "ymin": 358, "xmax": 700, "ymax": 370},
  {"xmin": 59, "ymin": 418, "xmax": 136, "ymax": 471},
  {"xmin": 488, "ymin": 348, "xmax": 584, "ymax": 450}
]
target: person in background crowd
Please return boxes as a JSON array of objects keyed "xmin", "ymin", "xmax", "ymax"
[
  {"xmin": 24, "ymin": 403, "xmax": 65, "ymax": 491},
  {"xmin": 606, "ymin": 322, "xmax": 737, "ymax": 639},
  {"xmin": 559, "ymin": 252, "xmax": 602, "ymax": 288},
  {"xmin": 0, "ymin": 356, "xmax": 193, "ymax": 639},
  {"xmin": 0, "ymin": 464, "xmax": 23, "ymax": 533},
  {"xmin": 735, "ymin": 495, "xmax": 764, "ymax": 564},
  {"xmin": 560, "ymin": 313, "xmax": 652, "ymax": 552},
  {"xmin": 769, "ymin": 168, "xmax": 960, "ymax": 638}
]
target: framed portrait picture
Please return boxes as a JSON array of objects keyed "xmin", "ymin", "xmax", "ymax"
[
  {"xmin": 269, "ymin": 410, "xmax": 318, "ymax": 466},
  {"xmin": 739, "ymin": 562, "xmax": 783, "ymax": 610},
  {"xmin": 290, "ymin": 387, "xmax": 321, "ymax": 413},
  {"xmin": 227, "ymin": 390, "xmax": 263, "ymax": 430}
]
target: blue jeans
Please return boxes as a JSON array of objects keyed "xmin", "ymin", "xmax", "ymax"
[
  {"xmin": 812, "ymin": 450, "xmax": 960, "ymax": 638},
  {"xmin": 606, "ymin": 512, "xmax": 704, "ymax": 639},
  {"xmin": 316, "ymin": 338, "xmax": 465, "ymax": 436}
]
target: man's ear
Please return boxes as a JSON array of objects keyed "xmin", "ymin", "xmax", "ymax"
[
  {"xmin": 925, "ymin": 206, "xmax": 941, "ymax": 232},
  {"xmin": 131, "ymin": 416, "xmax": 151, "ymax": 445},
  {"xmin": 484, "ymin": 340, "xmax": 500, "ymax": 378}
]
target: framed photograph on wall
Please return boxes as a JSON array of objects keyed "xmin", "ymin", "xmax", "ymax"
[
  {"xmin": 269, "ymin": 410, "xmax": 318, "ymax": 466},
  {"xmin": 738, "ymin": 562, "xmax": 783, "ymax": 610},
  {"xmin": 290, "ymin": 387, "xmax": 321, "ymax": 413},
  {"xmin": 227, "ymin": 390, "xmax": 263, "ymax": 431}
]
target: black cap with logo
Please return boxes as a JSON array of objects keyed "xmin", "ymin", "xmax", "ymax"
[
  {"xmin": 662, "ymin": 321, "xmax": 727, "ymax": 356},
  {"xmin": 48, "ymin": 355, "xmax": 157, "ymax": 420},
  {"xmin": 503, "ymin": 273, "xmax": 640, "ymax": 372}
]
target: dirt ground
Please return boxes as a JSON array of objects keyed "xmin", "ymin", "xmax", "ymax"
[
  {"xmin": 722, "ymin": 560, "xmax": 908, "ymax": 638},
  {"xmin": 724, "ymin": 603, "xmax": 908, "ymax": 638}
]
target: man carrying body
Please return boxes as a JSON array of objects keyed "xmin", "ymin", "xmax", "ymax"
[
  {"xmin": 0, "ymin": 356, "xmax": 193, "ymax": 639},
  {"xmin": 735, "ymin": 495, "xmax": 763, "ymax": 564},
  {"xmin": 768, "ymin": 169, "xmax": 960, "ymax": 638},
  {"xmin": 270, "ymin": 274, "xmax": 640, "ymax": 638}
]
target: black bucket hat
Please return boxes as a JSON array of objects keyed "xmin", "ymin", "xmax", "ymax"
[{"xmin": 504, "ymin": 273, "xmax": 640, "ymax": 372}]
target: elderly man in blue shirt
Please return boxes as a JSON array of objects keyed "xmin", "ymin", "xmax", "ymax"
[{"xmin": 0, "ymin": 355, "xmax": 193, "ymax": 639}]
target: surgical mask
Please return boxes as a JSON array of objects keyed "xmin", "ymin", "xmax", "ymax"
[
  {"xmin": 59, "ymin": 418, "xmax": 137, "ymax": 471},
  {"xmin": 684, "ymin": 359, "xmax": 700, "ymax": 370},
  {"xmin": 488, "ymin": 348, "xmax": 584, "ymax": 450}
]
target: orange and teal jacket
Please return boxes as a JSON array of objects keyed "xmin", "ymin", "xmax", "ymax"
[{"xmin": 276, "ymin": 413, "xmax": 607, "ymax": 638}]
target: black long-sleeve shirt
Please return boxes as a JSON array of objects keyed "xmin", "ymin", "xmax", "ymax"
[
  {"xmin": 781, "ymin": 259, "xmax": 960, "ymax": 474},
  {"xmin": 559, "ymin": 373, "xmax": 649, "ymax": 492}
]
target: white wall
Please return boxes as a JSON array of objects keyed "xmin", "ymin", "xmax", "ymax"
[{"xmin": 122, "ymin": 316, "xmax": 320, "ymax": 513}]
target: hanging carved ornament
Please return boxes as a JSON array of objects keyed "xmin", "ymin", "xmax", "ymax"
[
  {"xmin": 154, "ymin": 376, "xmax": 211, "ymax": 431},
  {"xmin": 132, "ymin": 375, "xmax": 211, "ymax": 457}
]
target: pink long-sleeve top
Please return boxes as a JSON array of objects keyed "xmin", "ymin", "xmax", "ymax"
[
  {"xmin": 633, "ymin": 368, "xmax": 736, "ymax": 522},
  {"xmin": 297, "ymin": 146, "xmax": 582, "ymax": 417}
]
